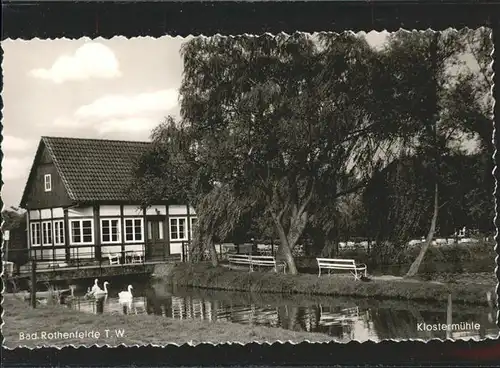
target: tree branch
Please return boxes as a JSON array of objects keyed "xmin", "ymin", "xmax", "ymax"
[{"xmin": 297, "ymin": 177, "xmax": 316, "ymax": 218}]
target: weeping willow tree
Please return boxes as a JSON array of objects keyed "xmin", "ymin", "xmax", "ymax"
[
  {"xmin": 179, "ymin": 33, "xmax": 399, "ymax": 273},
  {"xmin": 129, "ymin": 117, "xmax": 222, "ymax": 265},
  {"xmin": 129, "ymin": 118, "xmax": 264, "ymax": 266},
  {"xmin": 190, "ymin": 184, "xmax": 259, "ymax": 264}
]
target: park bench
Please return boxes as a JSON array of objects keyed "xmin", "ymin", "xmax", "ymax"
[
  {"xmin": 319, "ymin": 305, "xmax": 359, "ymax": 326},
  {"xmin": 316, "ymin": 258, "xmax": 367, "ymax": 280},
  {"xmin": 227, "ymin": 254, "xmax": 287, "ymax": 273}
]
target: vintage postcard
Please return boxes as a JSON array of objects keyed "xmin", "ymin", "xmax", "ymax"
[{"xmin": 1, "ymin": 29, "xmax": 498, "ymax": 349}]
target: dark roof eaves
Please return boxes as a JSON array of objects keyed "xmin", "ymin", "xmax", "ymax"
[{"xmin": 19, "ymin": 140, "xmax": 44, "ymax": 208}]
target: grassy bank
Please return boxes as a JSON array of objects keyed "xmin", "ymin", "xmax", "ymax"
[
  {"xmin": 296, "ymin": 241, "xmax": 496, "ymax": 275},
  {"xmin": 162, "ymin": 263, "xmax": 495, "ymax": 306},
  {"xmin": 2, "ymin": 295, "xmax": 333, "ymax": 348}
]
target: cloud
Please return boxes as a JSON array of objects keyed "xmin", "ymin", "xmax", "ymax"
[
  {"xmin": 75, "ymin": 89, "xmax": 179, "ymax": 120},
  {"xmin": 51, "ymin": 116, "xmax": 87, "ymax": 129},
  {"xmin": 29, "ymin": 43, "xmax": 121, "ymax": 83},
  {"xmin": 97, "ymin": 117, "xmax": 160, "ymax": 134},
  {"xmin": 50, "ymin": 89, "xmax": 179, "ymax": 135},
  {"xmin": 2, "ymin": 156, "xmax": 32, "ymax": 180},
  {"xmin": 2, "ymin": 135, "xmax": 35, "ymax": 152}
]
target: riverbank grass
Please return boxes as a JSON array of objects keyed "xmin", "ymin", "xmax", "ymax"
[
  {"xmin": 163, "ymin": 263, "xmax": 495, "ymax": 306},
  {"xmin": 2, "ymin": 295, "xmax": 333, "ymax": 348}
]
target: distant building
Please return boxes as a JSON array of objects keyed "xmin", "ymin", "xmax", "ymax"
[
  {"xmin": 20, "ymin": 136, "xmax": 197, "ymax": 265},
  {"xmin": 1, "ymin": 211, "xmax": 29, "ymax": 269}
]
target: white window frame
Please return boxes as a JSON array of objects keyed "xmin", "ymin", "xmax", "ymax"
[
  {"xmin": 170, "ymin": 217, "xmax": 188, "ymax": 241},
  {"xmin": 69, "ymin": 219, "xmax": 94, "ymax": 245},
  {"xmin": 124, "ymin": 218, "xmax": 144, "ymax": 243},
  {"xmin": 190, "ymin": 217, "xmax": 198, "ymax": 240},
  {"xmin": 53, "ymin": 220, "xmax": 65, "ymax": 246},
  {"xmin": 41, "ymin": 220, "xmax": 53, "ymax": 246},
  {"xmin": 44, "ymin": 174, "xmax": 52, "ymax": 192},
  {"xmin": 100, "ymin": 218, "xmax": 122, "ymax": 244},
  {"xmin": 30, "ymin": 222, "xmax": 41, "ymax": 247}
]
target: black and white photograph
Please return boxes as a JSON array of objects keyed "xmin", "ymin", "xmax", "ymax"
[{"xmin": 1, "ymin": 29, "xmax": 498, "ymax": 347}]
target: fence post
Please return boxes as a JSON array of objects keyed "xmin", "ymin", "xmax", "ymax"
[{"xmin": 30, "ymin": 259, "xmax": 37, "ymax": 308}]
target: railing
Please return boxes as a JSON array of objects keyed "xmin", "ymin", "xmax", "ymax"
[
  {"xmin": 5, "ymin": 243, "xmax": 191, "ymax": 277},
  {"xmin": 5, "ymin": 240, "xmax": 286, "ymax": 276}
]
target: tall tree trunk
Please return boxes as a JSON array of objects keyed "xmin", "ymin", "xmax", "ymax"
[
  {"xmin": 206, "ymin": 236, "xmax": 219, "ymax": 267},
  {"xmin": 405, "ymin": 183, "xmax": 438, "ymax": 277},
  {"xmin": 405, "ymin": 32, "xmax": 440, "ymax": 278},
  {"xmin": 274, "ymin": 221, "xmax": 298, "ymax": 274},
  {"xmin": 275, "ymin": 208, "xmax": 310, "ymax": 274},
  {"xmin": 190, "ymin": 227, "xmax": 218, "ymax": 266}
]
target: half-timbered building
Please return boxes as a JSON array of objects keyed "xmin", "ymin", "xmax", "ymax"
[{"xmin": 20, "ymin": 136, "xmax": 196, "ymax": 265}]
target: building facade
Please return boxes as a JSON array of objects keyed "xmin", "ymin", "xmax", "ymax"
[{"xmin": 20, "ymin": 136, "xmax": 196, "ymax": 264}]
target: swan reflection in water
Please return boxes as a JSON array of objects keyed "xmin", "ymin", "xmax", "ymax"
[
  {"xmin": 95, "ymin": 294, "xmax": 107, "ymax": 314},
  {"xmin": 119, "ymin": 298, "xmax": 147, "ymax": 315}
]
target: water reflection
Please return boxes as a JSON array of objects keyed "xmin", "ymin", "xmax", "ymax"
[{"xmin": 66, "ymin": 281, "xmax": 499, "ymax": 342}]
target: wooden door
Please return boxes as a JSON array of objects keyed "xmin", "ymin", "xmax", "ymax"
[{"xmin": 146, "ymin": 217, "xmax": 167, "ymax": 260}]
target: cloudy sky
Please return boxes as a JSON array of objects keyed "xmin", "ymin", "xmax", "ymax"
[{"xmin": 1, "ymin": 30, "xmax": 480, "ymax": 209}]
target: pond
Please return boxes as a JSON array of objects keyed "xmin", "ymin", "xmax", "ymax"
[{"xmin": 61, "ymin": 278, "xmax": 499, "ymax": 342}]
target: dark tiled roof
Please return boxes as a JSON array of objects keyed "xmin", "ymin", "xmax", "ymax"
[{"xmin": 43, "ymin": 136, "xmax": 151, "ymax": 202}]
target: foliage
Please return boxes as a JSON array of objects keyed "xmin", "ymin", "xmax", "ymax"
[
  {"xmin": 1, "ymin": 207, "xmax": 26, "ymax": 231},
  {"xmin": 131, "ymin": 30, "xmax": 493, "ymax": 275},
  {"xmin": 129, "ymin": 117, "xmax": 224, "ymax": 264},
  {"xmin": 179, "ymin": 33, "xmax": 401, "ymax": 273},
  {"xmin": 128, "ymin": 117, "xmax": 204, "ymax": 207},
  {"xmin": 373, "ymin": 30, "xmax": 493, "ymax": 276}
]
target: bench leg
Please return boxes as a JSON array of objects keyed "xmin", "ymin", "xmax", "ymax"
[{"xmin": 318, "ymin": 268, "xmax": 321, "ymax": 277}]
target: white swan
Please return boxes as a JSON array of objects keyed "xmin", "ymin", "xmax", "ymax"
[
  {"xmin": 93, "ymin": 281, "xmax": 109, "ymax": 297},
  {"xmin": 91, "ymin": 279, "xmax": 100, "ymax": 294},
  {"xmin": 118, "ymin": 285, "xmax": 133, "ymax": 300}
]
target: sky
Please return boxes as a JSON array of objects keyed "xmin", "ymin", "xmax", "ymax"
[{"xmin": 0, "ymin": 30, "xmax": 484, "ymax": 209}]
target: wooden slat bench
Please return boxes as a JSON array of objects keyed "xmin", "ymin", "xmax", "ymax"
[
  {"xmin": 319, "ymin": 305, "xmax": 360, "ymax": 325},
  {"xmin": 227, "ymin": 254, "xmax": 287, "ymax": 273},
  {"xmin": 316, "ymin": 258, "xmax": 367, "ymax": 280}
]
